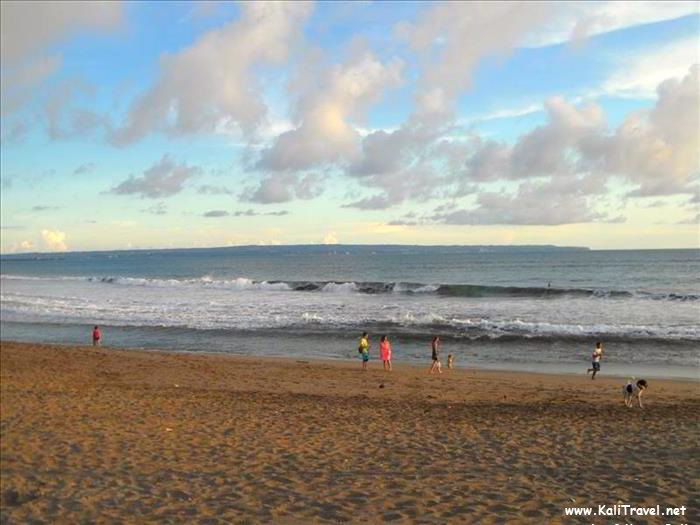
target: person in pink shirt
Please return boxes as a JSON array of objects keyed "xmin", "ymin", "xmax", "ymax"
[
  {"xmin": 92, "ymin": 325, "xmax": 101, "ymax": 346},
  {"xmin": 379, "ymin": 335, "xmax": 392, "ymax": 372}
]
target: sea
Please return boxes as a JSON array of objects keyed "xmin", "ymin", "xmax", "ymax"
[{"xmin": 1, "ymin": 245, "xmax": 698, "ymax": 379}]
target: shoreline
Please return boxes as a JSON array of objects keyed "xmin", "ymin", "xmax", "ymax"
[
  {"xmin": 2, "ymin": 341, "xmax": 699, "ymax": 523},
  {"xmin": 2, "ymin": 333, "xmax": 698, "ymax": 381}
]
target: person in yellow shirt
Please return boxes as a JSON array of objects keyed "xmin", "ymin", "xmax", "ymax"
[{"xmin": 359, "ymin": 332, "xmax": 370, "ymax": 371}]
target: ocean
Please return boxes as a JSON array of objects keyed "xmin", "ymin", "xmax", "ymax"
[{"xmin": 1, "ymin": 245, "xmax": 698, "ymax": 379}]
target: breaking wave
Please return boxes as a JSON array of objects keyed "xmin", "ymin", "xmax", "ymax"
[{"xmin": 2, "ymin": 274, "xmax": 697, "ymax": 301}]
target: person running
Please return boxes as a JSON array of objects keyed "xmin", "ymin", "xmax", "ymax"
[
  {"xmin": 429, "ymin": 336, "xmax": 442, "ymax": 374},
  {"xmin": 587, "ymin": 342, "xmax": 603, "ymax": 379},
  {"xmin": 379, "ymin": 335, "xmax": 392, "ymax": 372},
  {"xmin": 92, "ymin": 325, "xmax": 101, "ymax": 346},
  {"xmin": 359, "ymin": 332, "xmax": 370, "ymax": 371}
]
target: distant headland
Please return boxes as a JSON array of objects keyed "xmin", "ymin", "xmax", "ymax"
[{"xmin": 1, "ymin": 244, "xmax": 590, "ymax": 259}]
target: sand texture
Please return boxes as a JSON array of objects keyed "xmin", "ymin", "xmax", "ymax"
[{"xmin": 1, "ymin": 341, "xmax": 699, "ymax": 524}]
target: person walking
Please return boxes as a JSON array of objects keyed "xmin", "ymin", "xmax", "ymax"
[
  {"xmin": 429, "ymin": 336, "xmax": 442, "ymax": 374},
  {"xmin": 379, "ymin": 335, "xmax": 392, "ymax": 372}
]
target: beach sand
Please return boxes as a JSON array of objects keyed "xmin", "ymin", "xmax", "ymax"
[{"xmin": 1, "ymin": 341, "xmax": 698, "ymax": 524}]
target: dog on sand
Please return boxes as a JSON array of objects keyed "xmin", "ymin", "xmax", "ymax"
[{"xmin": 623, "ymin": 379, "xmax": 648, "ymax": 408}]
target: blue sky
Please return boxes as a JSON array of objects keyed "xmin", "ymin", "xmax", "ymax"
[{"xmin": 1, "ymin": 1, "xmax": 698, "ymax": 252}]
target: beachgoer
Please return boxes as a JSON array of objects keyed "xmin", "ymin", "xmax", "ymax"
[
  {"xmin": 379, "ymin": 335, "xmax": 392, "ymax": 372},
  {"xmin": 359, "ymin": 332, "xmax": 370, "ymax": 371},
  {"xmin": 429, "ymin": 336, "xmax": 442, "ymax": 374},
  {"xmin": 587, "ymin": 342, "xmax": 603, "ymax": 379},
  {"xmin": 92, "ymin": 325, "xmax": 101, "ymax": 346}
]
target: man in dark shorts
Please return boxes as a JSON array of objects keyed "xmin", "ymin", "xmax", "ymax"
[
  {"xmin": 429, "ymin": 336, "xmax": 442, "ymax": 374},
  {"xmin": 586, "ymin": 342, "xmax": 603, "ymax": 379}
]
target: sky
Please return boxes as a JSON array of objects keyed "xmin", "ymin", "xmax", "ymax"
[{"xmin": 1, "ymin": 0, "xmax": 698, "ymax": 253}]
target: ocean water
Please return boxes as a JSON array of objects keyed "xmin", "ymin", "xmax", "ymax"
[{"xmin": 1, "ymin": 245, "xmax": 698, "ymax": 379}]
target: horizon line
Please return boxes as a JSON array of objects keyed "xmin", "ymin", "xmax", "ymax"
[{"xmin": 2, "ymin": 243, "xmax": 699, "ymax": 257}]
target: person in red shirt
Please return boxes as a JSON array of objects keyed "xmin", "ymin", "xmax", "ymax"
[{"xmin": 92, "ymin": 326, "xmax": 101, "ymax": 346}]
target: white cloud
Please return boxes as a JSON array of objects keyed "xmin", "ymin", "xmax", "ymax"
[
  {"xmin": 528, "ymin": 1, "xmax": 699, "ymax": 47},
  {"xmin": 110, "ymin": 2, "xmax": 312, "ymax": 145},
  {"xmin": 0, "ymin": 55, "xmax": 61, "ymax": 115},
  {"xmin": 110, "ymin": 155, "xmax": 201, "ymax": 199},
  {"xmin": 603, "ymin": 36, "xmax": 699, "ymax": 98},
  {"xmin": 323, "ymin": 232, "xmax": 339, "ymax": 244},
  {"xmin": 461, "ymin": 66, "xmax": 698, "ymax": 199},
  {"xmin": 345, "ymin": 66, "xmax": 697, "ymax": 221},
  {"xmin": 41, "ymin": 229, "xmax": 67, "ymax": 251},
  {"xmin": 257, "ymin": 50, "xmax": 403, "ymax": 171},
  {"xmin": 0, "ymin": 1, "xmax": 122, "ymax": 117},
  {"xmin": 0, "ymin": 1, "xmax": 122, "ymax": 64},
  {"xmin": 583, "ymin": 65, "xmax": 700, "ymax": 196},
  {"xmin": 399, "ymin": 1, "xmax": 554, "ymax": 116},
  {"xmin": 242, "ymin": 173, "xmax": 324, "ymax": 204},
  {"xmin": 431, "ymin": 178, "xmax": 606, "ymax": 225}
]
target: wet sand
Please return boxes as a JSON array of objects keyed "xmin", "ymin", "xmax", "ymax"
[{"xmin": 1, "ymin": 341, "xmax": 698, "ymax": 524}]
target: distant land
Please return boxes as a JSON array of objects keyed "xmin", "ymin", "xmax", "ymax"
[{"xmin": 1, "ymin": 244, "xmax": 592, "ymax": 259}]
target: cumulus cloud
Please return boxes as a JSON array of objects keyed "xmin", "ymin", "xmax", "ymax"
[
  {"xmin": 73, "ymin": 163, "xmax": 96, "ymax": 175},
  {"xmin": 198, "ymin": 184, "xmax": 234, "ymax": 195},
  {"xmin": 345, "ymin": 66, "xmax": 697, "ymax": 221},
  {"xmin": 1, "ymin": 1, "xmax": 122, "ymax": 118},
  {"xmin": 1, "ymin": 1, "xmax": 122, "ymax": 64},
  {"xmin": 203, "ymin": 208, "xmax": 289, "ymax": 218},
  {"xmin": 203, "ymin": 210, "xmax": 229, "ymax": 218},
  {"xmin": 5, "ymin": 239, "xmax": 35, "ymax": 253},
  {"xmin": 344, "ymin": 161, "xmax": 451, "ymax": 209},
  {"xmin": 603, "ymin": 36, "xmax": 700, "ymax": 98},
  {"xmin": 533, "ymin": 1, "xmax": 700, "ymax": 47},
  {"xmin": 0, "ymin": 55, "xmax": 61, "ymax": 116},
  {"xmin": 464, "ymin": 96, "xmax": 605, "ymax": 181},
  {"xmin": 431, "ymin": 178, "xmax": 606, "ymax": 225},
  {"xmin": 41, "ymin": 229, "xmax": 67, "ymax": 251},
  {"xmin": 110, "ymin": 2, "xmax": 312, "ymax": 145},
  {"xmin": 232, "ymin": 209, "xmax": 289, "ymax": 217},
  {"xmin": 242, "ymin": 173, "xmax": 324, "ymax": 204},
  {"xmin": 111, "ymin": 155, "xmax": 201, "ymax": 199},
  {"xmin": 398, "ymin": 2, "xmax": 553, "ymax": 116},
  {"xmin": 323, "ymin": 232, "xmax": 339, "ymax": 244},
  {"xmin": 341, "ymin": 3, "xmax": 556, "ymax": 209},
  {"xmin": 580, "ymin": 65, "xmax": 699, "ymax": 196},
  {"xmin": 257, "ymin": 49, "xmax": 403, "ymax": 171},
  {"xmin": 459, "ymin": 66, "xmax": 698, "ymax": 198},
  {"xmin": 141, "ymin": 202, "xmax": 167, "ymax": 215}
]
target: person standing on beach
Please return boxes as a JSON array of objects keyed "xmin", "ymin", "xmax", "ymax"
[
  {"xmin": 587, "ymin": 342, "xmax": 603, "ymax": 379},
  {"xmin": 429, "ymin": 336, "xmax": 442, "ymax": 374},
  {"xmin": 92, "ymin": 325, "xmax": 101, "ymax": 346},
  {"xmin": 359, "ymin": 332, "xmax": 370, "ymax": 371},
  {"xmin": 379, "ymin": 335, "xmax": 392, "ymax": 372}
]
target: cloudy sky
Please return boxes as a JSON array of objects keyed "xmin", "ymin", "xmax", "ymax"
[{"xmin": 1, "ymin": 1, "xmax": 698, "ymax": 252}]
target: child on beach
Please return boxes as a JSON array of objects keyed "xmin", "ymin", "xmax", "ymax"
[
  {"xmin": 359, "ymin": 332, "xmax": 370, "ymax": 371},
  {"xmin": 429, "ymin": 336, "xmax": 442, "ymax": 374},
  {"xmin": 587, "ymin": 342, "xmax": 603, "ymax": 379},
  {"xmin": 92, "ymin": 326, "xmax": 101, "ymax": 346},
  {"xmin": 379, "ymin": 335, "xmax": 392, "ymax": 372}
]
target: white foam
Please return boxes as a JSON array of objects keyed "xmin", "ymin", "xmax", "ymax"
[{"xmin": 320, "ymin": 282, "xmax": 358, "ymax": 293}]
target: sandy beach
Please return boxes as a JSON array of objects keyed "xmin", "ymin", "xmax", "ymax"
[{"xmin": 1, "ymin": 341, "xmax": 698, "ymax": 524}]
